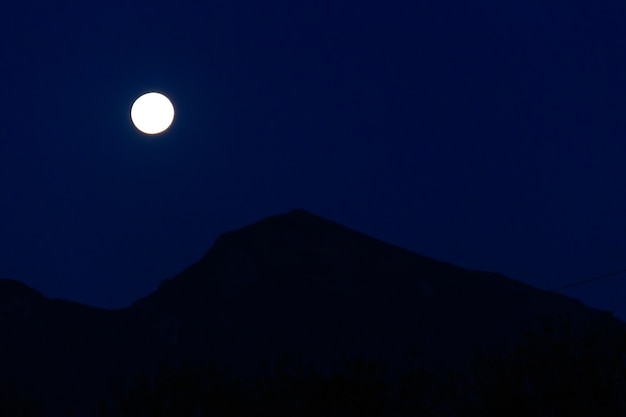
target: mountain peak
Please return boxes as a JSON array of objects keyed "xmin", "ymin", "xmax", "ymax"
[
  {"xmin": 130, "ymin": 208, "xmax": 622, "ymax": 380},
  {"xmin": 211, "ymin": 208, "xmax": 405, "ymax": 256},
  {"xmin": 221, "ymin": 208, "xmax": 342, "ymax": 236},
  {"xmin": 145, "ymin": 208, "xmax": 461, "ymax": 323}
]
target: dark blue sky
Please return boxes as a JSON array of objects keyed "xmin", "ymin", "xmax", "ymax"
[{"xmin": 2, "ymin": 1, "xmax": 626, "ymax": 318}]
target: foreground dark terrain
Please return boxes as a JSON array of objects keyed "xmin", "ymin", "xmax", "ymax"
[{"xmin": 1, "ymin": 209, "xmax": 625, "ymax": 416}]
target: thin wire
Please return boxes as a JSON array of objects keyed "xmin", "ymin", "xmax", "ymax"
[{"xmin": 552, "ymin": 268, "xmax": 626, "ymax": 291}]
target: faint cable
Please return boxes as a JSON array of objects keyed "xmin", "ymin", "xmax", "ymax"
[{"xmin": 552, "ymin": 268, "xmax": 626, "ymax": 291}]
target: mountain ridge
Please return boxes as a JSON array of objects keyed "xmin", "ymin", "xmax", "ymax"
[
  {"xmin": 0, "ymin": 208, "xmax": 623, "ymax": 416},
  {"xmin": 126, "ymin": 209, "xmax": 620, "ymax": 373}
]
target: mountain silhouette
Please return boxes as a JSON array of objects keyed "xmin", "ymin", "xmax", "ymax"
[
  {"xmin": 0, "ymin": 209, "xmax": 623, "ymax": 416},
  {"xmin": 0, "ymin": 278, "xmax": 46, "ymax": 318}
]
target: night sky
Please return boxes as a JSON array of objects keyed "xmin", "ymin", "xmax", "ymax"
[{"xmin": 2, "ymin": 1, "xmax": 626, "ymax": 319}]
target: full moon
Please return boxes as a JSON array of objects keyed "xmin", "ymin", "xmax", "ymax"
[{"xmin": 130, "ymin": 92, "xmax": 175, "ymax": 134}]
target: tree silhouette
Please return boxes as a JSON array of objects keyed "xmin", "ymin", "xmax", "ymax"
[
  {"xmin": 0, "ymin": 378, "xmax": 42, "ymax": 417},
  {"xmin": 94, "ymin": 314, "xmax": 626, "ymax": 417},
  {"xmin": 449, "ymin": 312, "xmax": 626, "ymax": 417},
  {"xmin": 96, "ymin": 360, "xmax": 244, "ymax": 417}
]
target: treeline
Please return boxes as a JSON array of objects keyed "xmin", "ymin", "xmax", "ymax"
[
  {"xmin": 94, "ymin": 312, "xmax": 626, "ymax": 417},
  {"xmin": 0, "ymin": 379, "xmax": 42, "ymax": 417},
  {"xmin": 3, "ymin": 312, "xmax": 626, "ymax": 416},
  {"xmin": 452, "ymin": 312, "xmax": 626, "ymax": 417}
]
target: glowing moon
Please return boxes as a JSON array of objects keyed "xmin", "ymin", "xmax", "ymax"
[{"xmin": 130, "ymin": 92, "xmax": 175, "ymax": 134}]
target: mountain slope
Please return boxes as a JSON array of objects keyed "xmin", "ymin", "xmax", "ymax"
[
  {"xmin": 129, "ymin": 209, "xmax": 618, "ymax": 373},
  {"xmin": 0, "ymin": 209, "xmax": 622, "ymax": 415}
]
